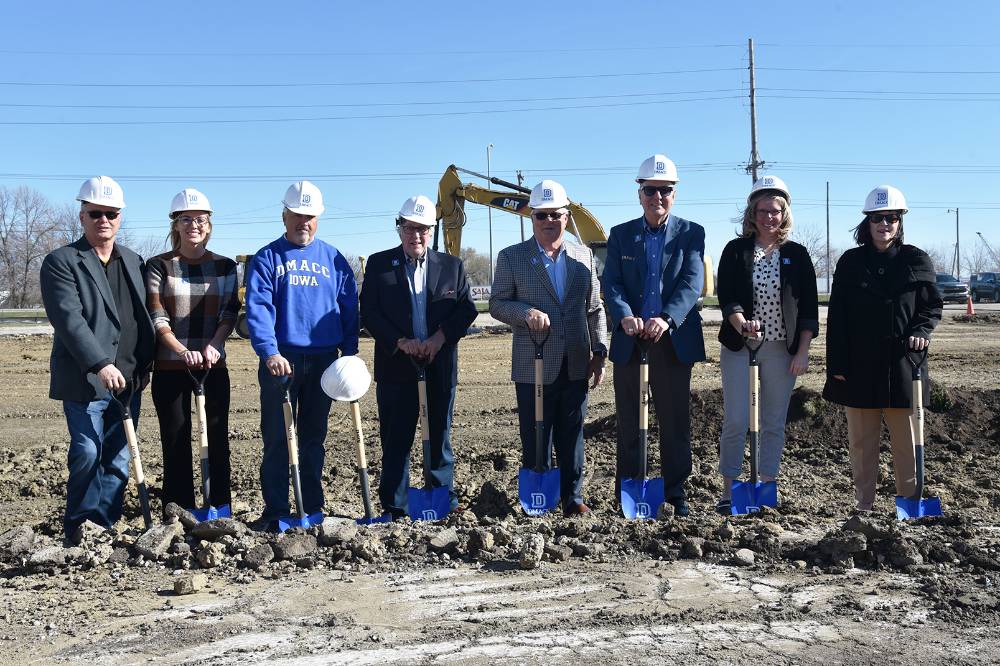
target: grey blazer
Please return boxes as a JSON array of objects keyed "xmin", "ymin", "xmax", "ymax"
[
  {"xmin": 40, "ymin": 237, "xmax": 155, "ymax": 402},
  {"xmin": 489, "ymin": 239, "xmax": 607, "ymax": 384}
]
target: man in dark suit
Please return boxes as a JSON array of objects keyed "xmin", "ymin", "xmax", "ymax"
[
  {"xmin": 40, "ymin": 176, "xmax": 155, "ymax": 539},
  {"xmin": 359, "ymin": 195, "xmax": 477, "ymax": 519},
  {"xmin": 603, "ymin": 155, "xmax": 706, "ymax": 516}
]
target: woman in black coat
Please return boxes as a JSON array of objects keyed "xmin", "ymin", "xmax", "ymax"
[
  {"xmin": 823, "ymin": 185, "xmax": 942, "ymax": 512},
  {"xmin": 714, "ymin": 176, "xmax": 819, "ymax": 514}
]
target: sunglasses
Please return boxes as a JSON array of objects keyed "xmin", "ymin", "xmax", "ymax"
[
  {"xmin": 399, "ymin": 225, "xmax": 432, "ymax": 236},
  {"xmin": 86, "ymin": 210, "xmax": 120, "ymax": 221},
  {"xmin": 641, "ymin": 185, "xmax": 675, "ymax": 197},
  {"xmin": 869, "ymin": 213, "xmax": 901, "ymax": 225},
  {"xmin": 176, "ymin": 215, "xmax": 210, "ymax": 227},
  {"xmin": 532, "ymin": 211, "xmax": 566, "ymax": 221}
]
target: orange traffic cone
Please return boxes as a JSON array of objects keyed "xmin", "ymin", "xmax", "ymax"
[{"xmin": 966, "ymin": 295, "xmax": 976, "ymax": 315}]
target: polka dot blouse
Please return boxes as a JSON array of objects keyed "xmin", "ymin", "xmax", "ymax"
[{"xmin": 752, "ymin": 245, "xmax": 785, "ymax": 342}]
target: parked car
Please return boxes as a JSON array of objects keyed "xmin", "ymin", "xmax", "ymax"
[
  {"xmin": 935, "ymin": 273, "xmax": 970, "ymax": 304},
  {"xmin": 969, "ymin": 272, "xmax": 1000, "ymax": 303}
]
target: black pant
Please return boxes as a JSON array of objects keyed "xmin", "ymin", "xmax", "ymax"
[
  {"xmin": 514, "ymin": 359, "xmax": 588, "ymax": 506},
  {"xmin": 613, "ymin": 335, "xmax": 693, "ymax": 499},
  {"xmin": 151, "ymin": 367, "xmax": 232, "ymax": 511}
]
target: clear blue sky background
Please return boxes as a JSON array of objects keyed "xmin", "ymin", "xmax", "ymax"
[{"xmin": 3, "ymin": 1, "xmax": 999, "ymax": 283}]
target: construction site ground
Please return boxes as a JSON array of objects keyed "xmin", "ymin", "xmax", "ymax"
[{"xmin": 1, "ymin": 304, "xmax": 998, "ymax": 664}]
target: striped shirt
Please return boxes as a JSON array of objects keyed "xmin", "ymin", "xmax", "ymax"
[{"xmin": 146, "ymin": 250, "xmax": 239, "ymax": 370}]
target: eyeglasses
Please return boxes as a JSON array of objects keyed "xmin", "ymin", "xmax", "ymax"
[
  {"xmin": 399, "ymin": 225, "xmax": 432, "ymax": 236},
  {"xmin": 869, "ymin": 213, "xmax": 901, "ymax": 225},
  {"xmin": 532, "ymin": 211, "xmax": 566, "ymax": 221},
  {"xmin": 176, "ymin": 215, "xmax": 210, "ymax": 227},
  {"xmin": 641, "ymin": 185, "xmax": 675, "ymax": 197},
  {"xmin": 86, "ymin": 210, "xmax": 120, "ymax": 221},
  {"xmin": 755, "ymin": 208, "xmax": 783, "ymax": 218}
]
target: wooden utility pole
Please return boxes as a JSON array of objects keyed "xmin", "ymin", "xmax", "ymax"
[{"xmin": 746, "ymin": 38, "xmax": 764, "ymax": 183}]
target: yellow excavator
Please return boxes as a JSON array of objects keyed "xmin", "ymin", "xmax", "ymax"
[{"xmin": 434, "ymin": 164, "xmax": 713, "ymax": 301}]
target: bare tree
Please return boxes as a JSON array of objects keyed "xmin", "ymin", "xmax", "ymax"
[
  {"xmin": 791, "ymin": 222, "xmax": 843, "ymax": 284},
  {"xmin": 459, "ymin": 247, "xmax": 491, "ymax": 286},
  {"xmin": 963, "ymin": 242, "xmax": 993, "ymax": 276},
  {"xmin": 0, "ymin": 186, "xmax": 66, "ymax": 307},
  {"xmin": 923, "ymin": 243, "xmax": 952, "ymax": 275},
  {"xmin": 344, "ymin": 254, "xmax": 364, "ymax": 284}
]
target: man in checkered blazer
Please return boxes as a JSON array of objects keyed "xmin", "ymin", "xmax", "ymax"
[{"xmin": 489, "ymin": 180, "xmax": 608, "ymax": 516}]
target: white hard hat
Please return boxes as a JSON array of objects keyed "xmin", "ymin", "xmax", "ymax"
[
  {"xmin": 282, "ymin": 180, "xmax": 325, "ymax": 216},
  {"xmin": 635, "ymin": 154, "xmax": 679, "ymax": 183},
  {"xmin": 862, "ymin": 185, "xmax": 908, "ymax": 214},
  {"xmin": 169, "ymin": 188, "xmax": 213, "ymax": 217},
  {"xmin": 398, "ymin": 195, "xmax": 437, "ymax": 227},
  {"xmin": 748, "ymin": 175, "xmax": 791, "ymax": 204},
  {"xmin": 528, "ymin": 180, "xmax": 570, "ymax": 210},
  {"xmin": 320, "ymin": 355, "xmax": 372, "ymax": 402},
  {"xmin": 76, "ymin": 176, "xmax": 126, "ymax": 209}
]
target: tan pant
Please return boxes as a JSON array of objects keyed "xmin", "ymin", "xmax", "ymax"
[{"xmin": 845, "ymin": 407, "xmax": 917, "ymax": 510}]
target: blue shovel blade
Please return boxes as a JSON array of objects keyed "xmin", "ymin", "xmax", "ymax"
[
  {"xmin": 189, "ymin": 504, "xmax": 232, "ymax": 522},
  {"xmin": 518, "ymin": 467, "xmax": 561, "ymax": 516},
  {"xmin": 356, "ymin": 514, "xmax": 392, "ymax": 526},
  {"xmin": 620, "ymin": 477, "xmax": 665, "ymax": 520},
  {"xmin": 407, "ymin": 486, "xmax": 451, "ymax": 521},
  {"xmin": 895, "ymin": 495, "xmax": 943, "ymax": 520},
  {"xmin": 731, "ymin": 480, "xmax": 778, "ymax": 515},
  {"xmin": 277, "ymin": 511, "xmax": 325, "ymax": 533}
]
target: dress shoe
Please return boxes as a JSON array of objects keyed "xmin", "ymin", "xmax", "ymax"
[
  {"xmin": 668, "ymin": 497, "xmax": 690, "ymax": 517},
  {"xmin": 563, "ymin": 502, "xmax": 591, "ymax": 517}
]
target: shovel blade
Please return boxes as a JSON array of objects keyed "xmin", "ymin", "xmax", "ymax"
[
  {"xmin": 189, "ymin": 504, "xmax": 232, "ymax": 522},
  {"xmin": 895, "ymin": 495, "xmax": 943, "ymax": 520},
  {"xmin": 518, "ymin": 467, "xmax": 561, "ymax": 516},
  {"xmin": 277, "ymin": 511, "xmax": 324, "ymax": 533},
  {"xmin": 407, "ymin": 486, "xmax": 451, "ymax": 522},
  {"xmin": 356, "ymin": 514, "xmax": 393, "ymax": 526},
  {"xmin": 620, "ymin": 477, "xmax": 665, "ymax": 520},
  {"xmin": 731, "ymin": 480, "xmax": 778, "ymax": 515}
]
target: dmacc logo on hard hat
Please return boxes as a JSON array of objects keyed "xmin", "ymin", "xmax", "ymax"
[
  {"xmin": 543, "ymin": 188, "xmax": 552, "ymax": 199},
  {"xmin": 655, "ymin": 161, "xmax": 665, "ymax": 172},
  {"xmin": 414, "ymin": 203, "xmax": 425, "ymax": 214},
  {"xmin": 302, "ymin": 194, "xmax": 312, "ymax": 204}
]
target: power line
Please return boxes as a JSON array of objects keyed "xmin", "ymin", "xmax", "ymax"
[
  {"xmin": 760, "ymin": 66, "xmax": 1000, "ymax": 75},
  {"xmin": 0, "ymin": 67, "xmax": 742, "ymax": 89}
]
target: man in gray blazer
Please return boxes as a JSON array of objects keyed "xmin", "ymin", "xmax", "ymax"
[
  {"xmin": 490, "ymin": 180, "xmax": 608, "ymax": 516},
  {"xmin": 40, "ymin": 176, "xmax": 155, "ymax": 539}
]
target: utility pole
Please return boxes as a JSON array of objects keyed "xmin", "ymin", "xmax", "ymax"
[
  {"xmin": 826, "ymin": 181, "xmax": 831, "ymax": 293},
  {"xmin": 487, "ymin": 143, "xmax": 494, "ymax": 283},
  {"xmin": 517, "ymin": 170, "xmax": 525, "ymax": 242},
  {"xmin": 745, "ymin": 38, "xmax": 765, "ymax": 183},
  {"xmin": 947, "ymin": 208, "xmax": 960, "ymax": 278}
]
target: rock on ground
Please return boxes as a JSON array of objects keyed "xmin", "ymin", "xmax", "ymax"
[
  {"xmin": 518, "ymin": 534, "xmax": 545, "ymax": 570},
  {"xmin": 190, "ymin": 518, "xmax": 241, "ymax": 541},
  {"xmin": 196, "ymin": 542, "xmax": 227, "ymax": 568},
  {"xmin": 244, "ymin": 543, "xmax": 274, "ymax": 570},
  {"xmin": 163, "ymin": 503, "xmax": 200, "ymax": 530},
  {"xmin": 0, "ymin": 525, "xmax": 35, "ymax": 558},
  {"xmin": 273, "ymin": 534, "xmax": 318, "ymax": 561},
  {"xmin": 174, "ymin": 573, "xmax": 208, "ymax": 595},
  {"xmin": 318, "ymin": 518, "xmax": 358, "ymax": 546},
  {"xmin": 428, "ymin": 528, "xmax": 459, "ymax": 553},
  {"xmin": 134, "ymin": 523, "xmax": 183, "ymax": 560}
]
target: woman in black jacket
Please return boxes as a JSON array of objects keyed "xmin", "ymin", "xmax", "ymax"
[
  {"xmin": 823, "ymin": 185, "xmax": 942, "ymax": 512},
  {"xmin": 715, "ymin": 176, "xmax": 819, "ymax": 514}
]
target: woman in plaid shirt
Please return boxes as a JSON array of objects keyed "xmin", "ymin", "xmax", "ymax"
[{"xmin": 146, "ymin": 189, "xmax": 240, "ymax": 514}]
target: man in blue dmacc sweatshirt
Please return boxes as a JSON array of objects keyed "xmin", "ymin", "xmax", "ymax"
[{"xmin": 246, "ymin": 180, "xmax": 359, "ymax": 529}]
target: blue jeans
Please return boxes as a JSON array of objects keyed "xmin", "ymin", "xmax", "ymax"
[
  {"xmin": 515, "ymin": 360, "xmax": 588, "ymax": 506},
  {"xmin": 63, "ymin": 392, "xmax": 140, "ymax": 538},
  {"xmin": 258, "ymin": 351, "xmax": 336, "ymax": 520},
  {"xmin": 376, "ymin": 380, "xmax": 457, "ymax": 517}
]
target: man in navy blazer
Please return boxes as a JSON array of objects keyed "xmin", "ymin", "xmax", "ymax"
[
  {"xmin": 602, "ymin": 155, "xmax": 706, "ymax": 516},
  {"xmin": 359, "ymin": 195, "xmax": 477, "ymax": 519},
  {"xmin": 40, "ymin": 176, "xmax": 155, "ymax": 539}
]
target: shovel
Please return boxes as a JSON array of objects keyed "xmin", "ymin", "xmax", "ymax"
[
  {"xmin": 406, "ymin": 358, "xmax": 451, "ymax": 521},
  {"xmin": 621, "ymin": 337, "xmax": 664, "ymax": 520},
  {"xmin": 274, "ymin": 375, "xmax": 324, "ymax": 532},
  {"xmin": 896, "ymin": 347, "xmax": 943, "ymax": 520},
  {"xmin": 350, "ymin": 398, "xmax": 390, "ymax": 525},
  {"xmin": 731, "ymin": 327, "xmax": 778, "ymax": 515},
  {"xmin": 518, "ymin": 327, "xmax": 560, "ymax": 516},
  {"xmin": 185, "ymin": 367, "xmax": 231, "ymax": 522},
  {"xmin": 110, "ymin": 378, "xmax": 153, "ymax": 529}
]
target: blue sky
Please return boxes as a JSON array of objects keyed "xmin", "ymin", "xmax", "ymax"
[{"xmin": 4, "ymin": 1, "xmax": 1000, "ymax": 281}]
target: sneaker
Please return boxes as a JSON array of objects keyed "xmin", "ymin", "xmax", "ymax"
[
  {"xmin": 715, "ymin": 499, "xmax": 732, "ymax": 516},
  {"xmin": 248, "ymin": 516, "xmax": 279, "ymax": 533},
  {"xmin": 563, "ymin": 502, "xmax": 591, "ymax": 517},
  {"xmin": 667, "ymin": 497, "xmax": 690, "ymax": 517}
]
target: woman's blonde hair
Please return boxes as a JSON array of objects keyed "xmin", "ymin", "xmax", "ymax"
[
  {"xmin": 167, "ymin": 212, "xmax": 212, "ymax": 252},
  {"xmin": 739, "ymin": 193, "xmax": 793, "ymax": 245}
]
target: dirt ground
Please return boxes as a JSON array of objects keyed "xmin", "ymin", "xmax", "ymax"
[{"xmin": 1, "ymin": 309, "xmax": 999, "ymax": 664}]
